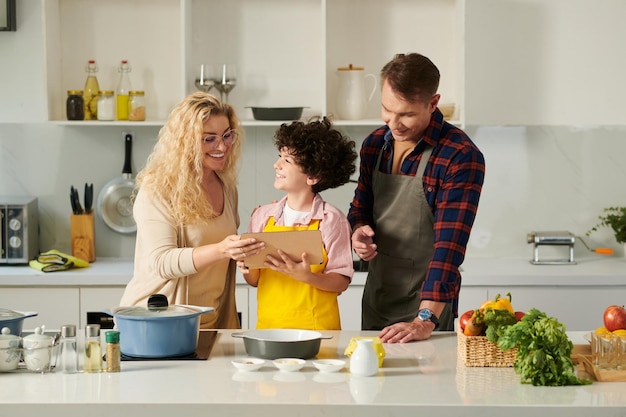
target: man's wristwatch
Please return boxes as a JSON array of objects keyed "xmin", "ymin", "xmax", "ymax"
[{"xmin": 417, "ymin": 308, "xmax": 439, "ymax": 329}]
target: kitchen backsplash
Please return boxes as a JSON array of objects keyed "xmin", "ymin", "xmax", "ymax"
[{"xmin": 1, "ymin": 123, "xmax": 625, "ymax": 261}]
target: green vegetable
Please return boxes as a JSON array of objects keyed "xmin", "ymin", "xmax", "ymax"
[
  {"xmin": 497, "ymin": 308, "xmax": 591, "ymax": 386},
  {"xmin": 483, "ymin": 308, "xmax": 517, "ymax": 343}
]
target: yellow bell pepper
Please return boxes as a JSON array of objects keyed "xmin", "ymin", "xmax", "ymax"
[{"xmin": 480, "ymin": 292, "xmax": 514, "ymax": 314}]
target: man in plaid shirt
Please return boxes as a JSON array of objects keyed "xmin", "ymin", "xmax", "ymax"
[{"xmin": 348, "ymin": 53, "xmax": 485, "ymax": 343}]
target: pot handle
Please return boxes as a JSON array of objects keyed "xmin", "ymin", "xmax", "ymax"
[
  {"xmin": 180, "ymin": 305, "xmax": 215, "ymax": 315},
  {"xmin": 18, "ymin": 311, "xmax": 39, "ymax": 319},
  {"xmin": 231, "ymin": 332, "xmax": 244, "ymax": 338},
  {"xmin": 320, "ymin": 334, "xmax": 334, "ymax": 340}
]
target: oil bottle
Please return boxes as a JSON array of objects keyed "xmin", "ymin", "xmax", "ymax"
[
  {"xmin": 116, "ymin": 60, "xmax": 133, "ymax": 120},
  {"xmin": 83, "ymin": 324, "xmax": 103, "ymax": 373},
  {"xmin": 83, "ymin": 60, "xmax": 100, "ymax": 120}
]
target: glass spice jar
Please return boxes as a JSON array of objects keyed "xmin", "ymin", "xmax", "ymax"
[
  {"xmin": 105, "ymin": 330, "xmax": 121, "ymax": 372},
  {"xmin": 66, "ymin": 90, "xmax": 84, "ymax": 120},
  {"xmin": 97, "ymin": 90, "xmax": 115, "ymax": 121},
  {"xmin": 128, "ymin": 90, "xmax": 146, "ymax": 121}
]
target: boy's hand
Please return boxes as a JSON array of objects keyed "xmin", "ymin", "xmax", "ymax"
[{"xmin": 265, "ymin": 249, "xmax": 311, "ymax": 282}]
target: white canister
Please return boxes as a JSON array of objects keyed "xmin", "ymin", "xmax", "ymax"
[
  {"xmin": 349, "ymin": 338, "xmax": 379, "ymax": 376},
  {"xmin": 336, "ymin": 64, "xmax": 377, "ymax": 120},
  {"xmin": 0, "ymin": 327, "xmax": 21, "ymax": 371},
  {"xmin": 22, "ymin": 325, "xmax": 53, "ymax": 372}
]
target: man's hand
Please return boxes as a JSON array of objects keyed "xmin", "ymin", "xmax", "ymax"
[
  {"xmin": 378, "ymin": 320, "xmax": 435, "ymax": 343},
  {"xmin": 351, "ymin": 225, "xmax": 377, "ymax": 261}
]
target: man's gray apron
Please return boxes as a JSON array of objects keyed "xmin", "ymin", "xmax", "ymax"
[{"xmin": 362, "ymin": 144, "xmax": 453, "ymax": 331}]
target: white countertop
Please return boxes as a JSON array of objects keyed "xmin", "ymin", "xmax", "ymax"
[
  {"xmin": 1, "ymin": 256, "xmax": 625, "ymax": 287},
  {"xmin": 1, "ymin": 330, "xmax": 623, "ymax": 417}
]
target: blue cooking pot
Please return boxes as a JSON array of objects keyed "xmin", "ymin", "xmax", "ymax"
[
  {"xmin": 103, "ymin": 294, "xmax": 214, "ymax": 358},
  {"xmin": 0, "ymin": 309, "xmax": 38, "ymax": 336}
]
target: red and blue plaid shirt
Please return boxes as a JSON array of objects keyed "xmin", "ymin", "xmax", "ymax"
[{"xmin": 348, "ymin": 109, "xmax": 485, "ymax": 317}]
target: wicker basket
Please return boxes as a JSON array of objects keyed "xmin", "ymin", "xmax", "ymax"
[{"xmin": 457, "ymin": 330, "xmax": 517, "ymax": 367}]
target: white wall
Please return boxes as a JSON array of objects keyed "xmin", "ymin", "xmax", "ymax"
[{"xmin": 1, "ymin": 0, "xmax": 625, "ymax": 262}]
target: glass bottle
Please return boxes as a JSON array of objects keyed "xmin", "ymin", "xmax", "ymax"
[
  {"xmin": 105, "ymin": 330, "xmax": 121, "ymax": 372},
  {"xmin": 97, "ymin": 90, "xmax": 115, "ymax": 121},
  {"xmin": 58, "ymin": 324, "xmax": 79, "ymax": 373},
  {"xmin": 116, "ymin": 60, "xmax": 133, "ymax": 120},
  {"xmin": 83, "ymin": 60, "xmax": 100, "ymax": 120},
  {"xmin": 66, "ymin": 90, "xmax": 84, "ymax": 120},
  {"xmin": 83, "ymin": 324, "xmax": 103, "ymax": 373},
  {"xmin": 128, "ymin": 90, "xmax": 146, "ymax": 121}
]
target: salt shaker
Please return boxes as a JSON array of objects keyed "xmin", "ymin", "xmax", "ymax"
[
  {"xmin": 58, "ymin": 324, "xmax": 79, "ymax": 373},
  {"xmin": 349, "ymin": 338, "xmax": 378, "ymax": 377}
]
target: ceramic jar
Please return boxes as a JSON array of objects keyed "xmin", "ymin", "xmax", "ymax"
[
  {"xmin": 22, "ymin": 325, "xmax": 53, "ymax": 372},
  {"xmin": 336, "ymin": 64, "xmax": 377, "ymax": 120},
  {"xmin": 0, "ymin": 327, "xmax": 21, "ymax": 371},
  {"xmin": 349, "ymin": 338, "xmax": 378, "ymax": 376}
]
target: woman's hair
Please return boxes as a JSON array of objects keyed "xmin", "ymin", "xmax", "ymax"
[
  {"xmin": 135, "ymin": 92, "xmax": 242, "ymax": 224},
  {"xmin": 274, "ymin": 117, "xmax": 357, "ymax": 194},
  {"xmin": 381, "ymin": 53, "xmax": 440, "ymax": 103}
]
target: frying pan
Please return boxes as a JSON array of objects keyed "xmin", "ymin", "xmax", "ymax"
[{"xmin": 97, "ymin": 133, "xmax": 137, "ymax": 234}]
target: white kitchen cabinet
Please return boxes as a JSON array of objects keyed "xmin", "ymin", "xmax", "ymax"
[
  {"xmin": 337, "ymin": 285, "xmax": 364, "ymax": 331},
  {"xmin": 488, "ymin": 287, "xmax": 626, "ymax": 332},
  {"xmin": 0, "ymin": 287, "xmax": 79, "ymax": 330},
  {"xmin": 42, "ymin": 0, "xmax": 464, "ymax": 127},
  {"xmin": 235, "ymin": 286, "xmax": 249, "ymax": 329}
]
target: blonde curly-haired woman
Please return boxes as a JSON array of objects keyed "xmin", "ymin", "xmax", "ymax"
[{"xmin": 120, "ymin": 92, "xmax": 264, "ymax": 329}]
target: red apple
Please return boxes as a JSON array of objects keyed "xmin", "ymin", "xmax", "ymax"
[
  {"xmin": 459, "ymin": 309, "xmax": 474, "ymax": 332},
  {"xmin": 603, "ymin": 305, "xmax": 626, "ymax": 332}
]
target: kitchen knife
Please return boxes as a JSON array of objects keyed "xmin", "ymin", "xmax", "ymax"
[
  {"xmin": 84, "ymin": 182, "xmax": 93, "ymax": 214},
  {"xmin": 71, "ymin": 185, "xmax": 83, "ymax": 214},
  {"xmin": 70, "ymin": 187, "xmax": 77, "ymax": 214}
]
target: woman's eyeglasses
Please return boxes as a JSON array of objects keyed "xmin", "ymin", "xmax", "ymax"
[{"xmin": 202, "ymin": 129, "xmax": 238, "ymax": 148}]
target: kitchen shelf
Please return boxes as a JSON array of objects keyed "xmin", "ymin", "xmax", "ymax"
[
  {"xmin": 50, "ymin": 121, "xmax": 167, "ymax": 127},
  {"xmin": 43, "ymin": 0, "xmax": 465, "ymax": 128}
]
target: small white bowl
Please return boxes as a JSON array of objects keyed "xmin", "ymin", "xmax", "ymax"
[
  {"xmin": 272, "ymin": 357, "xmax": 306, "ymax": 372},
  {"xmin": 313, "ymin": 359, "xmax": 346, "ymax": 373},
  {"xmin": 231, "ymin": 357, "xmax": 265, "ymax": 372}
]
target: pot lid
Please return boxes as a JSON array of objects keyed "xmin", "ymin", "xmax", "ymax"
[
  {"xmin": 114, "ymin": 294, "xmax": 201, "ymax": 318},
  {"xmin": 337, "ymin": 64, "xmax": 364, "ymax": 71},
  {"xmin": 0, "ymin": 308, "xmax": 24, "ymax": 320},
  {"xmin": 114, "ymin": 305, "xmax": 200, "ymax": 318},
  {"xmin": 0, "ymin": 327, "xmax": 20, "ymax": 340}
]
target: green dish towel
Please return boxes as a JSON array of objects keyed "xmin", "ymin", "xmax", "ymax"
[{"xmin": 29, "ymin": 249, "xmax": 89, "ymax": 273}]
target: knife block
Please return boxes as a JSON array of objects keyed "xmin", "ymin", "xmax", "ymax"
[{"xmin": 70, "ymin": 213, "xmax": 95, "ymax": 263}]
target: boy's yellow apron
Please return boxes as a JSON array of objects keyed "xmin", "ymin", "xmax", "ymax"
[{"xmin": 256, "ymin": 217, "xmax": 341, "ymax": 330}]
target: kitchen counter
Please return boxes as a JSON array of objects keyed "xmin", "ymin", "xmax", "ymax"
[
  {"xmin": 1, "ymin": 256, "xmax": 625, "ymax": 287},
  {"xmin": 1, "ymin": 330, "xmax": 624, "ymax": 417}
]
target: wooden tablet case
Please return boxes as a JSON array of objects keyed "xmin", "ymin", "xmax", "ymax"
[{"xmin": 241, "ymin": 230, "xmax": 323, "ymax": 269}]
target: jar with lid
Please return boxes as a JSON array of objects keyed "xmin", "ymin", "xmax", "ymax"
[
  {"xmin": 105, "ymin": 330, "xmax": 121, "ymax": 372},
  {"xmin": 97, "ymin": 90, "xmax": 115, "ymax": 121},
  {"xmin": 128, "ymin": 90, "xmax": 146, "ymax": 121},
  {"xmin": 66, "ymin": 90, "xmax": 84, "ymax": 120}
]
